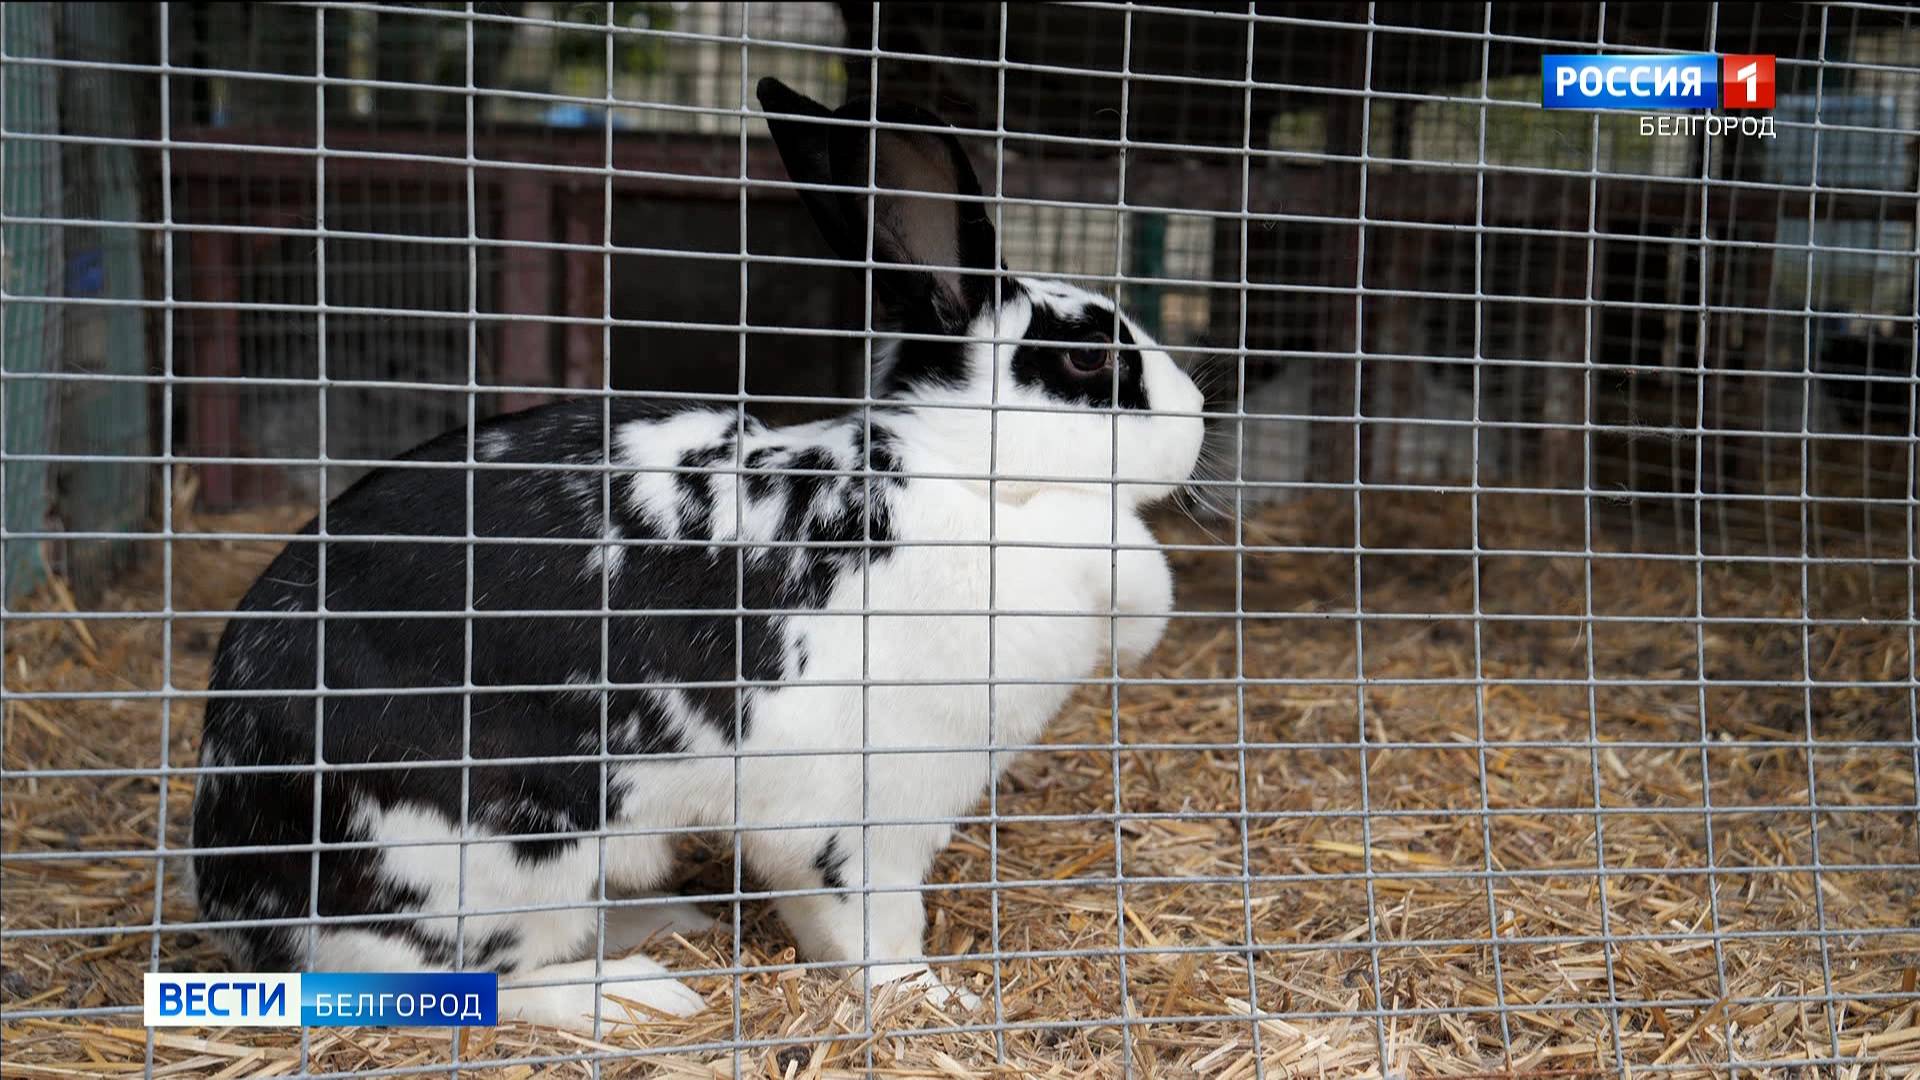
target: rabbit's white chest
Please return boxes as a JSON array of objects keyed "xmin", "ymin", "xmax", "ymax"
[{"xmin": 713, "ymin": 482, "xmax": 1171, "ymax": 827}]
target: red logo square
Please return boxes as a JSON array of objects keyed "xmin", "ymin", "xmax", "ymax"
[{"xmin": 1722, "ymin": 54, "xmax": 1776, "ymax": 109}]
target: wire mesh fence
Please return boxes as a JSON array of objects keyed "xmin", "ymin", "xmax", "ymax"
[{"xmin": 2, "ymin": 2, "xmax": 1917, "ymax": 1077}]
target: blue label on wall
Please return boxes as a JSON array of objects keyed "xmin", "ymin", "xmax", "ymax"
[
  {"xmin": 66, "ymin": 248, "xmax": 105, "ymax": 297},
  {"xmin": 1542, "ymin": 54, "xmax": 1721, "ymax": 110}
]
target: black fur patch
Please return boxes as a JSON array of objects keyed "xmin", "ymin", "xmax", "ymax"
[
  {"xmin": 880, "ymin": 335, "xmax": 971, "ymax": 392},
  {"xmin": 860, "ymin": 423, "xmax": 908, "ymax": 481},
  {"xmin": 743, "ymin": 445, "xmax": 782, "ymax": 500},
  {"xmin": 1010, "ymin": 298, "xmax": 1148, "ymax": 411},
  {"xmin": 675, "ymin": 442, "xmax": 732, "ymax": 537},
  {"xmin": 812, "ymin": 835, "xmax": 849, "ymax": 899},
  {"xmin": 193, "ymin": 398, "xmax": 906, "ymax": 970}
]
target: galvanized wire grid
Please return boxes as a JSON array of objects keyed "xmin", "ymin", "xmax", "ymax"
[{"xmin": 2, "ymin": 2, "xmax": 1918, "ymax": 1079}]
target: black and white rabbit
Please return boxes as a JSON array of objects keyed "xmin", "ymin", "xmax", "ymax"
[{"xmin": 190, "ymin": 78, "xmax": 1205, "ymax": 1030}]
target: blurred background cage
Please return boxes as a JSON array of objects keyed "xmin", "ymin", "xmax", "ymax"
[{"xmin": 3, "ymin": 3, "xmax": 1918, "ymax": 1078}]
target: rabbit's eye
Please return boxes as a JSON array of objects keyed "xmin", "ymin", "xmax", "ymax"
[{"xmin": 1064, "ymin": 345, "xmax": 1115, "ymax": 375}]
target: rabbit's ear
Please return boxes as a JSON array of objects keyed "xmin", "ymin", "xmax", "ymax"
[
  {"xmin": 757, "ymin": 78, "xmax": 849, "ymax": 243},
  {"xmin": 758, "ymin": 77, "xmax": 999, "ymax": 332}
]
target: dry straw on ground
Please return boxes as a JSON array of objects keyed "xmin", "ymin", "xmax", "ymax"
[{"xmin": 4, "ymin": 480, "xmax": 1917, "ymax": 1078}]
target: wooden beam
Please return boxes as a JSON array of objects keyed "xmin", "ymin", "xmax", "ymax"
[
  {"xmin": 167, "ymin": 125, "xmax": 1913, "ymax": 227},
  {"xmin": 562, "ymin": 185, "xmax": 606, "ymax": 392},
  {"xmin": 185, "ymin": 226, "xmax": 244, "ymax": 508},
  {"xmin": 494, "ymin": 170, "xmax": 555, "ymax": 413}
]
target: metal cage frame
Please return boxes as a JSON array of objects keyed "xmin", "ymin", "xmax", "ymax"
[{"xmin": 3, "ymin": 3, "xmax": 1918, "ymax": 1078}]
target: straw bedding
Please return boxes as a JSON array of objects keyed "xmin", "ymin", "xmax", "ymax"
[{"xmin": 4, "ymin": 481, "xmax": 1917, "ymax": 1078}]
